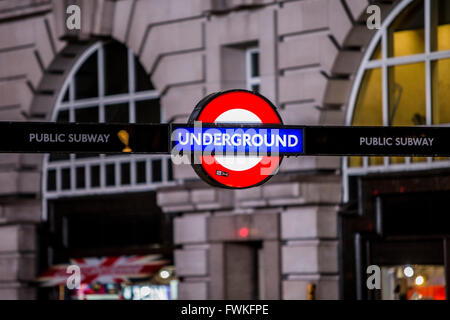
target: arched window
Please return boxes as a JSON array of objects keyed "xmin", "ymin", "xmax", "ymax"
[
  {"xmin": 43, "ymin": 41, "xmax": 174, "ymax": 205},
  {"xmin": 343, "ymin": 0, "xmax": 450, "ymax": 201}
]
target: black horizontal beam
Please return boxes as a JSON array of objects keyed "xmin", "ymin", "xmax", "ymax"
[
  {"xmin": 0, "ymin": 121, "xmax": 449, "ymax": 156},
  {"xmin": 0, "ymin": 122, "xmax": 169, "ymax": 154},
  {"xmin": 303, "ymin": 126, "xmax": 447, "ymax": 157}
]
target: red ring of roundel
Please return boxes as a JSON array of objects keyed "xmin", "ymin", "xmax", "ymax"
[{"xmin": 195, "ymin": 90, "xmax": 282, "ymax": 189}]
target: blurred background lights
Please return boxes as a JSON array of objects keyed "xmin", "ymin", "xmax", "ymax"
[
  {"xmin": 238, "ymin": 227, "xmax": 249, "ymax": 238},
  {"xmin": 159, "ymin": 270, "xmax": 170, "ymax": 279},
  {"xmin": 403, "ymin": 265, "xmax": 414, "ymax": 278},
  {"xmin": 415, "ymin": 275, "xmax": 425, "ymax": 286}
]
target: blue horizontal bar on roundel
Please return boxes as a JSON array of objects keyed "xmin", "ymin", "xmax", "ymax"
[{"xmin": 172, "ymin": 127, "xmax": 303, "ymax": 155}]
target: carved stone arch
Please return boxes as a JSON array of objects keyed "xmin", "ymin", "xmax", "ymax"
[
  {"xmin": 29, "ymin": 41, "xmax": 97, "ymax": 120},
  {"xmin": 40, "ymin": 0, "xmax": 206, "ymax": 124},
  {"xmin": 319, "ymin": 0, "xmax": 399, "ymax": 126}
]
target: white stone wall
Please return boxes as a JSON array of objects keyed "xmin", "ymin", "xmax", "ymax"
[{"xmin": 0, "ymin": 0, "xmax": 65, "ymax": 299}]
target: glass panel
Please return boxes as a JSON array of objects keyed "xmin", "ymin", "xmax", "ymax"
[
  {"xmin": 62, "ymin": 88, "xmax": 69, "ymax": 102},
  {"xmin": 120, "ymin": 162, "xmax": 131, "ymax": 185},
  {"xmin": 351, "ymin": 68, "xmax": 383, "ymax": 167},
  {"xmin": 370, "ymin": 41, "xmax": 382, "ymax": 60},
  {"xmin": 381, "ymin": 265, "xmax": 445, "ymax": 300},
  {"xmin": 104, "ymin": 42, "xmax": 128, "ymax": 95},
  {"xmin": 74, "ymin": 51, "xmax": 98, "ymax": 100},
  {"xmin": 76, "ymin": 166, "xmax": 85, "ymax": 189},
  {"xmin": 434, "ymin": 156, "xmax": 449, "ymax": 162},
  {"xmin": 49, "ymin": 153, "xmax": 70, "ymax": 162},
  {"xmin": 388, "ymin": 62, "xmax": 426, "ymax": 164},
  {"xmin": 75, "ymin": 106, "xmax": 99, "ymax": 123},
  {"xmin": 348, "ymin": 156, "xmax": 363, "ymax": 168},
  {"xmin": 135, "ymin": 56, "xmax": 155, "ymax": 92},
  {"xmin": 90, "ymin": 165, "xmax": 100, "ymax": 187},
  {"xmin": 251, "ymin": 84, "xmax": 260, "ymax": 92},
  {"xmin": 56, "ymin": 110, "xmax": 69, "ymax": 122},
  {"xmin": 136, "ymin": 161, "xmax": 146, "ymax": 184},
  {"xmin": 105, "ymin": 103, "xmax": 129, "ymax": 123},
  {"xmin": 389, "ymin": 156, "xmax": 405, "ymax": 165},
  {"xmin": 432, "ymin": 58, "xmax": 450, "ymax": 124},
  {"xmin": 250, "ymin": 51, "xmax": 259, "ymax": 77},
  {"xmin": 410, "ymin": 155, "xmax": 427, "ymax": 163},
  {"xmin": 151, "ymin": 159, "xmax": 162, "ymax": 182},
  {"xmin": 435, "ymin": 0, "xmax": 450, "ymax": 51},
  {"xmin": 47, "ymin": 169, "xmax": 56, "ymax": 191},
  {"xmin": 135, "ymin": 99, "xmax": 160, "ymax": 123},
  {"xmin": 437, "ymin": 24, "xmax": 450, "ymax": 52},
  {"xmin": 388, "ymin": 63, "xmax": 426, "ymax": 125},
  {"xmin": 432, "ymin": 58, "xmax": 450, "ymax": 161},
  {"xmin": 106, "ymin": 163, "xmax": 116, "ymax": 186},
  {"xmin": 61, "ymin": 168, "xmax": 71, "ymax": 190},
  {"xmin": 353, "ymin": 69, "xmax": 383, "ymax": 125},
  {"xmin": 388, "ymin": 0, "xmax": 424, "ymax": 58}
]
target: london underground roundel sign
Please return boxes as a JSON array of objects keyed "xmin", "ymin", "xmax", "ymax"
[{"xmin": 188, "ymin": 90, "xmax": 283, "ymax": 189}]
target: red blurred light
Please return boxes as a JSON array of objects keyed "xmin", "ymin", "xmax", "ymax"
[{"xmin": 239, "ymin": 227, "xmax": 249, "ymax": 238}]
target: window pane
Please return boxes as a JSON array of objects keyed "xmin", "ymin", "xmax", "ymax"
[
  {"xmin": 250, "ymin": 51, "xmax": 259, "ymax": 77},
  {"xmin": 135, "ymin": 56, "xmax": 155, "ymax": 92},
  {"xmin": 351, "ymin": 68, "xmax": 383, "ymax": 167},
  {"xmin": 136, "ymin": 161, "xmax": 146, "ymax": 184},
  {"xmin": 348, "ymin": 157, "xmax": 362, "ymax": 168},
  {"xmin": 62, "ymin": 88, "xmax": 69, "ymax": 102},
  {"xmin": 76, "ymin": 166, "xmax": 85, "ymax": 189},
  {"xmin": 120, "ymin": 162, "xmax": 131, "ymax": 185},
  {"xmin": 105, "ymin": 103, "xmax": 129, "ymax": 123},
  {"xmin": 74, "ymin": 51, "xmax": 98, "ymax": 100},
  {"xmin": 388, "ymin": 0, "xmax": 424, "ymax": 57},
  {"xmin": 388, "ymin": 62, "xmax": 426, "ymax": 164},
  {"xmin": 389, "ymin": 63, "xmax": 426, "ymax": 126},
  {"xmin": 381, "ymin": 265, "xmax": 446, "ymax": 300},
  {"xmin": 135, "ymin": 99, "xmax": 160, "ymax": 123},
  {"xmin": 49, "ymin": 153, "xmax": 70, "ymax": 162},
  {"xmin": 57, "ymin": 110, "xmax": 69, "ymax": 122},
  {"xmin": 47, "ymin": 169, "xmax": 56, "ymax": 191},
  {"xmin": 435, "ymin": 0, "xmax": 450, "ymax": 51},
  {"xmin": 104, "ymin": 42, "xmax": 128, "ymax": 95},
  {"xmin": 353, "ymin": 69, "xmax": 383, "ymax": 125},
  {"xmin": 389, "ymin": 156, "xmax": 405, "ymax": 165},
  {"xmin": 251, "ymin": 84, "xmax": 260, "ymax": 92},
  {"xmin": 432, "ymin": 58, "xmax": 450, "ymax": 162},
  {"xmin": 152, "ymin": 159, "xmax": 162, "ymax": 182},
  {"xmin": 432, "ymin": 58, "xmax": 450, "ymax": 124},
  {"xmin": 106, "ymin": 163, "xmax": 116, "ymax": 186},
  {"xmin": 90, "ymin": 165, "xmax": 100, "ymax": 187},
  {"xmin": 75, "ymin": 106, "xmax": 99, "ymax": 123},
  {"xmin": 370, "ymin": 41, "xmax": 382, "ymax": 60},
  {"xmin": 61, "ymin": 168, "xmax": 71, "ymax": 190}
]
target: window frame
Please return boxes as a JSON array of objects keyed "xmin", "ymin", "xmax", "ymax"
[
  {"xmin": 245, "ymin": 47, "xmax": 261, "ymax": 92},
  {"xmin": 42, "ymin": 41, "xmax": 174, "ymax": 220},
  {"xmin": 343, "ymin": 0, "xmax": 450, "ymax": 202}
]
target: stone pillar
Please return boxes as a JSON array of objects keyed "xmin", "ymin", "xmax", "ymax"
[{"xmin": 0, "ymin": 156, "xmax": 42, "ymax": 299}]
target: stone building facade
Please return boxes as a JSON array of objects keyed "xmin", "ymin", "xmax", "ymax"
[{"xmin": 0, "ymin": 0, "xmax": 408, "ymax": 299}]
